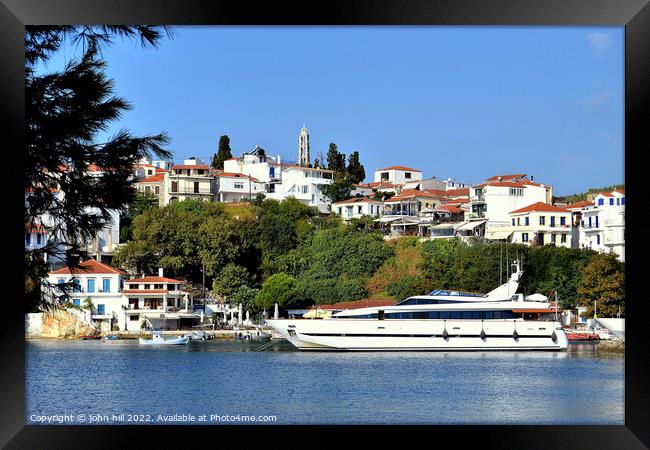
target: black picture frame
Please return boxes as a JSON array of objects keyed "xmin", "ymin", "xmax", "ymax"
[{"xmin": 3, "ymin": 0, "xmax": 648, "ymax": 447}]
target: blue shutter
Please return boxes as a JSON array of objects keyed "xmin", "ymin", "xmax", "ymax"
[
  {"xmin": 87, "ymin": 279, "xmax": 95, "ymax": 293},
  {"xmin": 103, "ymin": 279, "xmax": 111, "ymax": 292},
  {"xmin": 73, "ymin": 299, "xmax": 81, "ymax": 307},
  {"xmin": 97, "ymin": 304, "xmax": 105, "ymax": 315}
]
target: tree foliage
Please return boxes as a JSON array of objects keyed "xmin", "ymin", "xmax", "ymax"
[
  {"xmin": 211, "ymin": 135, "xmax": 233, "ymax": 170},
  {"xmin": 577, "ymin": 253, "xmax": 625, "ymax": 318},
  {"xmin": 255, "ymin": 273, "xmax": 296, "ymax": 311},
  {"xmin": 346, "ymin": 151, "xmax": 366, "ymax": 183},
  {"xmin": 211, "ymin": 263, "xmax": 253, "ymax": 301}
]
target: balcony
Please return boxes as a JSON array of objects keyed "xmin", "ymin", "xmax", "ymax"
[
  {"xmin": 471, "ymin": 193, "xmax": 485, "ymax": 202},
  {"xmin": 469, "ymin": 212, "xmax": 485, "ymax": 219}
]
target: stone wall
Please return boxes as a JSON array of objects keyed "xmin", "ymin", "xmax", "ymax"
[{"xmin": 37, "ymin": 309, "xmax": 97, "ymax": 338}]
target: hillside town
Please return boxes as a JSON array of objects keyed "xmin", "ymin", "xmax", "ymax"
[{"xmin": 27, "ymin": 125, "xmax": 625, "ymax": 267}]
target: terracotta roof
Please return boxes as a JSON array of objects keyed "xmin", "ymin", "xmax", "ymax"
[
  {"xmin": 565, "ymin": 200, "xmax": 594, "ymax": 210},
  {"xmin": 597, "ymin": 192, "xmax": 614, "ymax": 197},
  {"xmin": 333, "ymin": 196, "xmax": 382, "ymax": 205},
  {"xmin": 137, "ymin": 174, "xmax": 165, "ymax": 183},
  {"xmin": 510, "ymin": 202, "xmax": 570, "ymax": 214},
  {"xmin": 125, "ymin": 276, "xmax": 183, "ymax": 283},
  {"xmin": 155, "ymin": 168, "xmax": 167, "ymax": 173},
  {"xmin": 314, "ymin": 299, "xmax": 396, "ymax": 310},
  {"xmin": 217, "ymin": 172, "xmax": 260, "ymax": 182},
  {"xmin": 367, "ymin": 181, "xmax": 396, "ymax": 189},
  {"xmin": 171, "ymin": 164, "xmax": 210, "ymax": 170},
  {"xmin": 438, "ymin": 205, "xmax": 463, "ymax": 214},
  {"xmin": 377, "ymin": 165, "xmax": 422, "ymax": 172},
  {"xmin": 485, "ymin": 173, "xmax": 526, "ymax": 181},
  {"xmin": 352, "ymin": 184, "xmax": 373, "ymax": 189},
  {"xmin": 49, "ymin": 259, "xmax": 128, "ymax": 276},
  {"xmin": 388, "ymin": 189, "xmax": 442, "ymax": 202},
  {"xmin": 445, "ymin": 188, "xmax": 470, "ymax": 196},
  {"xmin": 613, "ymin": 188, "xmax": 625, "ymax": 194}
]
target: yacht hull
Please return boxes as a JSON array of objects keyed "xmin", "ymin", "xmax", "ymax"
[{"xmin": 267, "ymin": 319, "xmax": 568, "ymax": 351}]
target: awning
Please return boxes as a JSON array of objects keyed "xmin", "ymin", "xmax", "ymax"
[
  {"xmin": 376, "ymin": 217, "xmax": 399, "ymax": 223},
  {"xmin": 457, "ymin": 220, "xmax": 486, "ymax": 231},
  {"xmin": 485, "ymin": 229, "xmax": 513, "ymax": 240}
]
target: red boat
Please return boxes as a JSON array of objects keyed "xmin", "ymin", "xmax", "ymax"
[{"xmin": 565, "ymin": 331, "xmax": 600, "ymax": 341}]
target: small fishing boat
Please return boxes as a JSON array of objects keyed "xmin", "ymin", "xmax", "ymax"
[
  {"xmin": 102, "ymin": 335, "xmax": 120, "ymax": 341},
  {"xmin": 139, "ymin": 330, "xmax": 189, "ymax": 346},
  {"xmin": 565, "ymin": 331, "xmax": 600, "ymax": 341}
]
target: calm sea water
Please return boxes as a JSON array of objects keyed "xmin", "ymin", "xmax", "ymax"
[{"xmin": 26, "ymin": 339, "xmax": 624, "ymax": 425}]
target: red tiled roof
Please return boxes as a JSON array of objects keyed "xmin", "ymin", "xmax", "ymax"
[
  {"xmin": 367, "ymin": 181, "xmax": 396, "ymax": 189},
  {"xmin": 445, "ymin": 188, "xmax": 470, "ymax": 196},
  {"xmin": 49, "ymin": 259, "xmax": 128, "ymax": 276},
  {"xmin": 333, "ymin": 196, "xmax": 382, "ymax": 205},
  {"xmin": 485, "ymin": 173, "xmax": 526, "ymax": 181},
  {"xmin": 613, "ymin": 188, "xmax": 625, "ymax": 194},
  {"xmin": 125, "ymin": 276, "xmax": 183, "ymax": 283},
  {"xmin": 217, "ymin": 172, "xmax": 260, "ymax": 182},
  {"xmin": 171, "ymin": 164, "xmax": 210, "ymax": 170},
  {"xmin": 510, "ymin": 202, "xmax": 570, "ymax": 214},
  {"xmin": 314, "ymin": 299, "xmax": 396, "ymax": 310},
  {"xmin": 26, "ymin": 221, "xmax": 47, "ymax": 233},
  {"xmin": 377, "ymin": 165, "xmax": 422, "ymax": 172},
  {"xmin": 438, "ymin": 205, "xmax": 463, "ymax": 214},
  {"xmin": 137, "ymin": 174, "xmax": 165, "ymax": 183},
  {"xmin": 597, "ymin": 192, "xmax": 614, "ymax": 197},
  {"xmin": 565, "ymin": 200, "xmax": 594, "ymax": 210},
  {"xmin": 388, "ymin": 189, "xmax": 442, "ymax": 202},
  {"xmin": 155, "ymin": 168, "xmax": 167, "ymax": 173}
]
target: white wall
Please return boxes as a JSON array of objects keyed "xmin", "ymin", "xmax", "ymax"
[{"xmin": 374, "ymin": 168, "xmax": 423, "ymax": 185}]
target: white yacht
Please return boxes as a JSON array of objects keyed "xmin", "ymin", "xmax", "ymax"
[{"xmin": 267, "ymin": 260, "xmax": 568, "ymax": 351}]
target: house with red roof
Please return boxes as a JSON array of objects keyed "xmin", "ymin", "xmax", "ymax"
[
  {"xmin": 331, "ymin": 196, "xmax": 384, "ymax": 221},
  {"xmin": 136, "ymin": 173, "xmax": 165, "ymax": 199},
  {"xmin": 467, "ymin": 176, "xmax": 552, "ymax": 236},
  {"xmin": 47, "ymin": 262, "xmax": 200, "ymax": 332},
  {"xmin": 506, "ymin": 202, "xmax": 572, "ymax": 247},
  {"xmin": 216, "ymin": 172, "xmax": 266, "ymax": 202},
  {"xmin": 374, "ymin": 165, "xmax": 422, "ymax": 187},
  {"xmin": 163, "ymin": 157, "xmax": 217, "ymax": 205}
]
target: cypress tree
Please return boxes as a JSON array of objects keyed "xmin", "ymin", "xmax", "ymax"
[{"xmin": 212, "ymin": 135, "xmax": 233, "ymax": 169}]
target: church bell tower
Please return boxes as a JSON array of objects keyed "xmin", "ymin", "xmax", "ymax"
[{"xmin": 298, "ymin": 125, "xmax": 310, "ymax": 166}]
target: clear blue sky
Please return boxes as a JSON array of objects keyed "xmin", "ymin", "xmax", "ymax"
[{"xmin": 43, "ymin": 26, "xmax": 624, "ymax": 195}]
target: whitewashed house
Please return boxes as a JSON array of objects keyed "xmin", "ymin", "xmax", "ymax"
[
  {"xmin": 374, "ymin": 165, "xmax": 423, "ymax": 187},
  {"xmin": 331, "ymin": 197, "xmax": 384, "ymax": 221},
  {"xmin": 135, "ymin": 173, "xmax": 165, "ymax": 200},
  {"xmin": 468, "ymin": 176, "xmax": 551, "ymax": 238},
  {"xmin": 577, "ymin": 190, "xmax": 625, "ymax": 261},
  {"xmin": 121, "ymin": 270, "xmax": 199, "ymax": 331},
  {"xmin": 216, "ymin": 172, "xmax": 266, "ymax": 202},
  {"xmin": 266, "ymin": 165, "xmax": 334, "ymax": 213},
  {"xmin": 47, "ymin": 259, "xmax": 129, "ymax": 332},
  {"xmin": 506, "ymin": 202, "xmax": 572, "ymax": 247}
]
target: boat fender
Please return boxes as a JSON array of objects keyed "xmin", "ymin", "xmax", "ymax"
[
  {"xmin": 513, "ymin": 330, "xmax": 519, "ymax": 341},
  {"xmin": 442, "ymin": 330, "xmax": 449, "ymax": 340},
  {"xmin": 551, "ymin": 332, "xmax": 557, "ymax": 343},
  {"xmin": 480, "ymin": 330, "xmax": 486, "ymax": 341}
]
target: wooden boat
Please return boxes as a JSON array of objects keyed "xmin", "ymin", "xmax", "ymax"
[
  {"xmin": 139, "ymin": 331, "xmax": 189, "ymax": 346},
  {"xmin": 565, "ymin": 331, "xmax": 600, "ymax": 341}
]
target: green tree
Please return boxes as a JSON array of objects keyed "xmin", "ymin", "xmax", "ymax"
[
  {"xmin": 577, "ymin": 253, "xmax": 625, "ymax": 318},
  {"xmin": 211, "ymin": 264, "xmax": 253, "ymax": 300},
  {"xmin": 119, "ymin": 191, "xmax": 159, "ymax": 242},
  {"xmin": 346, "ymin": 151, "xmax": 366, "ymax": 183},
  {"xmin": 231, "ymin": 286, "xmax": 260, "ymax": 315},
  {"xmin": 25, "ymin": 26, "xmax": 172, "ymax": 308},
  {"xmin": 326, "ymin": 143, "xmax": 346, "ymax": 174},
  {"xmin": 321, "ymin": 176, "xmax": 354, "ymax": 203},
  {"xmin": 255, "ymin": 273, "xmax": 296, "ymax": 313},
  {"xmin": 211, "ymin": 135, "xmax": 233, "ymax": 170},
  {"xmin": 387, "ymin": 275, "xmax": 429, "ymax": 300}
]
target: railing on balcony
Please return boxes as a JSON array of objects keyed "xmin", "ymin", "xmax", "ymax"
[
  {"xmin": 469, "ymin": 212, "xmax": 486, "ymax": 219},
  {"xmin": 471, "ymin": 193, "xmax": 485, "ymax": 202}
]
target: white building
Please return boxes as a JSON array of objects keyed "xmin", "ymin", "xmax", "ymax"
[
  {"xmin": 121, "ymin": 269, "xmax": 199, "ymax": 331},
  {"xmin": 506, "ymin": 202, "xmax": 572, "ymax": 247},
  {"xmin": 469, "ymin": 176, "xmax": 550, "ymax": 229},
  {"xmin": 265, "ymin": 165, "xmax": 334, "ymax": 213},
  {"xmin": 577, "ymin": 190, "xmax": 625, "ymax": 261},
  {"xmin": 374, "ymin": 165, "xmax": 423, "ymax": 186},
  {"xmin": 331, "ymin": 197, "xmax": 384, "ymax": 221},
  {"xmin": 216, "ymin": 172, "xmax": 266, "ymax": 202},
  {"xmin": 47, "ymin": 259, "xmax": 129, "ymax": 332},
  {"xmin": 163, "ymin": 157, "xmax": 216, "ymax": 205},
  {"xmin": 135, "ymin": 173, "xmax": 165, "ymax": 200}
]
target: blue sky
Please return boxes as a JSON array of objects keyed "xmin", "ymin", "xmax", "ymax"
[{"xmin": 42, "ymin": 26, "xmax": 624, "ymax": 195}]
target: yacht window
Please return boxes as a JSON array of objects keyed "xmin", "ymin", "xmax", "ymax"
[
  {"xmin": 472, "ymin": 311, "xmax": 482, "ymax": 319},
  {"xmin": 461, "ymin": 311, "xmax": 472, "ymax": 319},
  {"xmin": 483, "ymin": 311, "xmax": 493, "ymax": 319},
  {"xmin": 450, "ymin": 311, "xmax": 461, "ymax": 319}
]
